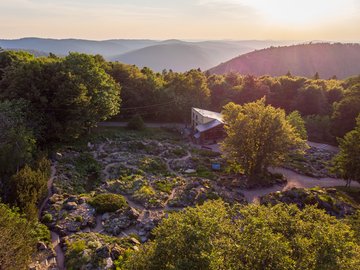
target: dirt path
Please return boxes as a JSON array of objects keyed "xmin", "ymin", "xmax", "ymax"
[
  {"xmin": 37, "ymin": 162, "xmax": 66, "ymax": 270},
  {"xmin": 241, "ymin": 167, "xmax": 360, "ymax": 203},
  {"xmin": 165, "ymin": 150, "xmax": 191, "ymax": 175},
  {"xmin": 307, "ymin": 141, "xmax": 339, "ymax": 152},
  {"xmin": 98, "ymin": 122, "xmax": 185, "ymax": 129},
  {"xmin": 51, "ymin": 232, "xmax": 65, "ymax": 270},
  {"xmin": 38, "ymin": 164, "xmax": 57, "ymax": 220}
]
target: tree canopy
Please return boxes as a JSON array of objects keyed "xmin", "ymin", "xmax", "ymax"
[
  {"xmin": 125, "ymin": 200, "xmax": 360, "ymax": 270},
  {"xmin": 332, "ymin": 114, "xmax": 360, "ymax": 187},
  {"xmin": 221, "ymin": 99, "xmax": 307, "ymax": 181},
  {"xmin": 0, "ymin": 203, "xmax": 37, "ymax": 270}
]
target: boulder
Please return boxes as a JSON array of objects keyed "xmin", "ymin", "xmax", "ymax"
[{"xmin": 64, "ymin": 201, "xmax": 77, "ymax": 211}]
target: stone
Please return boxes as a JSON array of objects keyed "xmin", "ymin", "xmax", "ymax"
[
  {"xmin": 184, "ymin": 169, "xmax": 196, "ymax": 174},
  {"xmin": 64, "ymin": 201, "xmax": 77, "ymax": 211},
  {"xmin": 96, "ymin": 246, "xmax": 110, "ymax": 259},
  {"xmin": 110, "ymin": 246, "xmax": 123, "ymax": 260},
  {"xmin": 104, "ymin": 257, "xmax": 113, "ymax": 269},
  {"xmin": 130, "ymin": 237, "xmax": 141, "ymax": 245},
  {"xmin": 102, "ymin": 213, "xmax": 110, "ymax": 221}
]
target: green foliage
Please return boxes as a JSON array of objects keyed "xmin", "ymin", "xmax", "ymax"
[
  {"xmin": 154, "ymin": 178, "xmax": 177, "ymax": 194},
  {"xmin": 305, "ymin": 115, "xmax": 334, "ymax": 143},
  {"xmin": 332, "ymin": 84, "xmax": 360, "ymax": 138},
  {"xmin": 42, "ymin": 213, "xmax": 53, "ymax": 223},
  {"xmin": 65, "ymin": 232, "xmax": 136, "ymax": 270},
  {"xmin": 31, "ymin": 221, "xmax": 51, "ymax": 245},
  {"xmin": 66, "ymin": 240, "xmax": 89, "ymax": 269},
  {"xmin": 139, "ymin": 157, "xmax": 168, "ymax": 175},
  {"xmin": 221, "ymin": 99, "xmax": 307, "ymax": 181},
  {"xmin": 0, "ymin": 203, "xmax": 37, "ymax": 270},
  {"xmin": 127, "ymin": 114, "xmax": 145, "ymax": 130},
  {"xmin": 0, "ymin": 53, "xmax": 121, "ymax": 142},
  {"xmin": 332, "ymin": 115, "xmax": 360, "ymax": 187},
  {"xmin": 9, "ymin": 161, "xmax": 49, "ymax": 220},
  {"xmin": 89, "ymin": 193, "xmax": 128, "ymax": 214},
  {"xmin": 0, "ymin": 100, "xmax": 36, "ymax": 177},
  {"xmin": 286, "ymin": 111, "xmax": 307, "ymax": 140},
  {"xmin": 125, "ymin": 201, "xmax": 360, "ymax": 270}
]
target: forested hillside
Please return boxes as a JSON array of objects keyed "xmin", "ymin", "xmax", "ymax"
[
  {"xmin": 210, "ymin": 43, "xmax": 360, "ymax": 79},
  {"xmin": 0, "ymin": 38, "xmax": 296, "ymax": 71},
  {"xmin": 1, "ymin": 50, "xmax": 360, "ymax": 270}
]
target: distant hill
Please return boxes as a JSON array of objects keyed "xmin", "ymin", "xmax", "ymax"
[
  {"xmin": 111, "ymin": 41, "xmax": 255, "ymax": 72},
  {"xmin": 0, "ymin": 38, "xmax": 131, "ymax": 57},
  {"xmin": 209, "ymin": 43, "xmax": 360, "ymax": 79},
  {"xmin": 0, "ymin": 37, "xmax": 299, "ymax": 72}
]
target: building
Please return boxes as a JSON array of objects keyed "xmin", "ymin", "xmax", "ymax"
[{"xmin": 191, "ymin": 107, "xmax": 225, "ymax": 143}]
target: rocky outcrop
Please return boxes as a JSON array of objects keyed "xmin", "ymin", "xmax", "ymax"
[
  {"xmin": 43, "ymin": 194, "xmax": 96, "ymax": 236},
  {"xmin": 260, "ymin": 187, "xmax": 357, "ymax": 218}
]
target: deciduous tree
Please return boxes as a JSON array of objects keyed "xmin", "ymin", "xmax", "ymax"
[{"xmin": 221, "ymin": 99, "xmax": 306, "ymax": 181}]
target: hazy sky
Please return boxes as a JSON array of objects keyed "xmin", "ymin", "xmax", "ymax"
[{"xmin": 1, "ymin": 0, "xmax": 359, "ymax": 41}]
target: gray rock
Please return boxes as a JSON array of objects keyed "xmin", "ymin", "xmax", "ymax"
[
  {"xmin": 64, "ymin": 201, "xmax": 77, "ymax": 211},
  {"xmin": 96, "ymin": 246, "xmax": 110, "ymax": 259}
]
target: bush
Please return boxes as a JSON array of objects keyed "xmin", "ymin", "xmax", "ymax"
[
  {"xmin": 127, "ymin": 115, "xmax": 145, "ymax": 130},
  {"xmin": 89, "ymin": 193, "xmax": 128, "ymax": 214},
  {"xmin": 42, "ymin": 213, "xmax": 53, "ymax": 223}
]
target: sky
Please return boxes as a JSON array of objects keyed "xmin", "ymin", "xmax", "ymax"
[{"xmin": 1, "ymin": 0, "xmax": 359, "ymax": 41}]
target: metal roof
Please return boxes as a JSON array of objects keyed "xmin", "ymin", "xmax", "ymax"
[
  {"xmin": 195, "ymin": 119, "xmax": 223, "ymax": 133},
  {"xmin": 192, "ymin": 108, "xmax": 223, "ymax": 123}
]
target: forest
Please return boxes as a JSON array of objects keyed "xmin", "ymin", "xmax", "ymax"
[{"xmin": 0, "ymin": 49, "xmax": 360, "ymax": 270}]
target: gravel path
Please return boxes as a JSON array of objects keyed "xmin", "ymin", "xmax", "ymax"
[
  {"xmin": 241, "ymin": 167, "xmax": 360, "ymax": 203},
  {"xmin": 38, "ymin": 163, "xmax": 66, "ymax": 270}
]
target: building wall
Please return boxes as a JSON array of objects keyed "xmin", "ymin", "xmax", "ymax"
[{"xmin": 191, "ymin": 108, "xmax": 214, "ymax": 129}]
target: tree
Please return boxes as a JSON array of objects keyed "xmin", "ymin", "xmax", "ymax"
[
  {"xmin": 0, "ymin": 100, "xmax": 36, "ymax": 177},
  {"xmin": 286, "ymin": 111, "xmax": 307, "ymax": 140},
  {"xmin": 332, "ymin": 114, "xmax": 360, "ymax": 187},
  {"xmin": 332, "ymin": 84, "xmax": 360, "ymax": 138},
  {"xmin": 125, "ymin": 200, "xmax": 232, "ymax": 270},
  {"xmin": 0, "ymin": 203, "xmax": 37, "ymax": 270},
  {"xmin": 0, "ymin": 53, "xmax": 121, "ymax": 142},
  {"xmin": 9, "ymin": 162, "xmax": 49, "ymax": 220},
  {"xmin": 127, "ymin": 114, "xmax": 145, "ymax": 130},
  {"xmin": 221, "ymin": 99, "xmax": 306, "ymax": 181},
  {"xmin": 293, "ymin": 84, "xmax": 327, "ymax": 115},
  {"xmin": 167, "ymin": 69, "xmax": 210, "ymax": 122},
  {"xmin": 125, "ymin": 201, "xmax": 360, "ymax": 270}
]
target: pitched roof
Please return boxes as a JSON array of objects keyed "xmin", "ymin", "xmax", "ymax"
[
  {"xmin": 192, "ymin": 108, "xmax": 223, "ymax": 123},
  {"xmin": 196, "ymin": 119, "xmax": 223, "ymax": 133}
]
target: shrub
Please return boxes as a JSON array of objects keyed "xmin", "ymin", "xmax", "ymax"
[
  {"xmin": 127, "ymin": 115, "xmax": 145, "ymax": 130},
  {"xmin": 89, "ymin": 193, "xmax": 128, "ymax": 214},
  {"xmin": 42, "ymin": 213, "xmax": 53, "ymax": 223},
  {"xmin": 32, "ymin": 222, "xmax": 51, "ymax": 245}
]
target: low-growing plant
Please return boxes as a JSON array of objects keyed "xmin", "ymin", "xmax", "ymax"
[
  {"xmin": 89, "ymin": 193, "xmax": 128, "ymax": 214},
  {"xmin": 42, "ymin": 213, "xmax": 53, "ymax": 223}
]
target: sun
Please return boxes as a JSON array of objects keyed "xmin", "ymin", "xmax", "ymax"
[{"xmin": 238, "ymin": 0, "xmax": 353, "ymax": 26}]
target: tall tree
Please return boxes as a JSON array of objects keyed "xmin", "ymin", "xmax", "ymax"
[
  {"xmin": 332, "ymin": 114, "xmax": 360, "ymax": 187},
  {"xmin": 0, "ymin": 53, "xmax": 121, "ymax": 142},
  {"xmin": 221, "ymin": 99, "xmax": 306, "ymax": 181},
  {"xmin": 286, "ymin": 111, "xmax": 308, "ymax": 140},
  {"xmin": 332, "ymin": 84, "xmax": 360, "ymax": 138},
  {"xmin": 0, "ymin": 100, "xmax": 36, "ymax": 177},
  {"xmin": 0, "ymin": 203, "xmax": 37, "ymax": 270}
]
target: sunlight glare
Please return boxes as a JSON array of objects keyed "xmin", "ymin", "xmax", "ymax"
[{"xmin": 239, "ymin": 0, "xmax": 352, "ymax": 25}]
